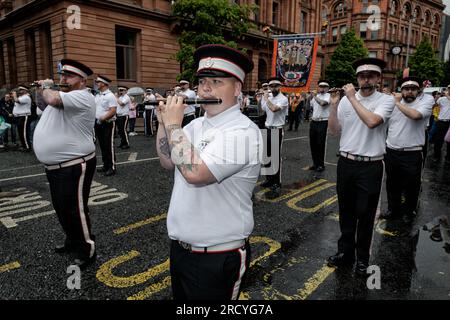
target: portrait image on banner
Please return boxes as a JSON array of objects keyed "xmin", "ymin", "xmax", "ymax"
[{"xmin": 272, "ymin": 35, "xmax": 319, "ymax": 93}]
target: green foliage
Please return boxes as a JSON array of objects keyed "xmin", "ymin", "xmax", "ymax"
[
  {"xmin": 324, "ymin": 29, "xmax": 368, "ymax": 87},
  {"xmin": 172, "ymin": 0, "xmax": 256, "ymax": 83},
  {"xmin": 409, "ymin": 36, "xmax": 443, "ymax": 86}
]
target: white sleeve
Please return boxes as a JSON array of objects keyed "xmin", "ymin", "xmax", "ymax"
[
  {"xmin": 374, "ymin": 95, "xmax": 395, "ymax": 122},
  {"xmin": 199, "ymin": 127, "xmax": 260, "ymax": 183},
  {"xmin": 107, "ymin": 94, "xmax": 118, "ymax": 109},
  {"xmin": 416, "ymin": 96, "xmax": 434, "ymax": 118},
  {"xmin": 60, "ymin": 91, "xmax": 91, "ymax": 113},
  {"xmin": 18, "ymin": 95, "xmax": 31, "ymax": 104}
]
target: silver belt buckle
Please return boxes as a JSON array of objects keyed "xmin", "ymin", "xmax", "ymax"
[
  {"xmin": 179, "ymin": 241, "xmax": 192, "ymax": 251},
  {"xmin": 356, "ymin": 155, "xmax": 364, "ymax": 161}
]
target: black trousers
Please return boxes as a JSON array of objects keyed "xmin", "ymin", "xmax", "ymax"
[
  {"xmin": 385, "ymin": 148, "xmax": 423, "ymax": 216},
  {"xmin": 170, "ymin": 240, "xmax": 251, "ymax": 300},
  {"xmin": 144, "ymin": 109, "xmax": 155, "ymax": 136},
  {"xmin": 433, "ymin": 120, "xmax": 450, "ymax": 160},
  {"xmin": 309, "ymin": 120, "xmax": 328, "ymax": 167},
  {"xmin": 95, "ymin": 121, "xmax": 116, "ymax": 171},
  {"xmin": 46, "ymin": 156, "xmax": 97, "ymax": 259},
  {"xmin": 288, "ymin": 108, "xmax": 301, "ymax": 130},
  {"xmin": 116, "ymin": 115, "xmax": 129, "ymax": 147},
  {"xmin": 16, "ymin": 115, "xmax": 30, "ymax": 150},
  {"xmin": 182, "ymin": 114, "xmax": 195, "ymax": 128},
  {"xmin": 336, "ymin": 157, "xmax": 384, "ymax": 264},
  {"xmin": 263, "ymin": 127, "xmax": 284, "ymax": 186}
]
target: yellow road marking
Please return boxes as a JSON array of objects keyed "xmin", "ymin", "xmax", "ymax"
[
  {"xmin": 262, "ymin": 264, "xmax": 335, "ymax": 300},
  {"xmin": 255, "ymin": 179, "xmax": 328, "ymax": 203},
  {"xmin": 127, "ymin": 276, "xmax": 172, "ymax": 300},
  {"xmin": 96, "ymin": 250, "xmax": 170, "ymax": 288},
  {"xmin": 113, "ymin": 213, "xmax": 167, "ymax": 235},
  {"xmin": 286, "ymin": 183, "xmax": 336, "ymax": 212},
  {"xmin": 0, "ymin": 261, "xmax": 21, "ymax": 273}
]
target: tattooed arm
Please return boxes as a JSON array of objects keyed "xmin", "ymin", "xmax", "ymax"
[{"xmin": 156, "ymin": 96, "xmax": 216, "ymax": 185}]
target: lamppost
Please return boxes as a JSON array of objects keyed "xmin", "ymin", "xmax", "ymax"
[
  {"xmin": 405, "ymin": 10, "xmax": 417, "ymax": 68},
  {"xmin": 263, "ymin": 26, "xmax": 272, "ymax": 80}
]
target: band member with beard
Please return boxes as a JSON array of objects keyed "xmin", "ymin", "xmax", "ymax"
[
  {"xmin": 308, "ymin": 80, "xmax": 331, "ymax": 172},
  {"xmin": 433, "ymin": 85, "xmax": 450, "ymax": 162},
  {"xmin": 258, "ymin": 77, "xmax": 289, "ymax": 195},
  {"xmin": 156, "ymin": 44, "xmax": 261, "ymax": 300},
  {"xmin": 32, "ymin": 59, "xmax": 97, "ymax": 270},
  {"xmin": 381, "ymin": 77, "xmax": 434, "ymax": 222},
  {"xmin": 327, "ymin": 58, "xmax": 395, "ymax": 276}
]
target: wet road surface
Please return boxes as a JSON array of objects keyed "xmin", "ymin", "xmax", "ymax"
[{"xmin": 0, "ymin": 124, "xmax": 449, "ymax": 300}]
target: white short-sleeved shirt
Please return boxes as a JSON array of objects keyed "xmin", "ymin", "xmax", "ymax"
[
  {"xmin": 387, "ymin": 93, "xmax": 434, "ymax": 149},
  {"xmin": 167, "ymin": 104, "xmax": 262, "ymax": 247},
  {"xmin": 95, "ymin": 89, "xmax": 117, "ymax": 120},
  {"xmin": 311, "ymin": 93, "xmax": 331, "ymax": 120},
  {"xmin": 261, "ymin": 93, "xmax": 289, "ymax": 127},
  {"xmin": 13, "ymin": 95, "xmax": 32, "ymax": 116},
  {"xmin": 181, "ymin": 89, "xmax": 197, "ymax": 115},
  {"xmin": 33, "ymin": 89, "xmax": 96, "ymax": 165},
  {"xmin": 437, "ymin": 96, "xmax": 450, "ymax": 120},
  {"xmin": 338, "ymin": 90, "xmax": 395, "ymax": 157},
  {"xmin": 117, "ymin": 94, "xmax": 131, "ymax": 117},
  {"xmin": 144, "ymin": 94, "xmax": 156, "ymax": 110}
]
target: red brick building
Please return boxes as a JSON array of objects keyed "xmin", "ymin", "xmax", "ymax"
[
  {"xmin": 0, "ymin": 0, "xmax": 324, "ymax": 92},
  {"xmin": 321, "ymin": 0, "xmax": 445, "ymax": 89}
]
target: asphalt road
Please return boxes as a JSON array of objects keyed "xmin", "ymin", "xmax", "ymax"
[{"xmin": 0, "ymin": 123, "xmax": 449, "ymax": 300}]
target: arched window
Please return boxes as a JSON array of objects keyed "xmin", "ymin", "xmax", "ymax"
[
  {"xmin": 424, "ymin": 11, "xmax": 431, "ymax": 26},
  {"xmin": 433, "ymin": 14, "xmax": 440, "ymax": 28},
  {"xmin": 402, "ymin": 2, "xmax": 411, "ymax": 19},
  {"xmin": 390, "ymin": 0, "xmax": 398, "ymax": 16},
  {"xmin": 413, "ymin": 7, "xmax": 421, "ymax": 23},
  {"xmin": 333, "ymin": 2, "xmax": 347, "ymax": 19}
]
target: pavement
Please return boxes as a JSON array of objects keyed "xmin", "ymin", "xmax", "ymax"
[{"xmin": 0, "ymin": 123, "xmax": 449, "ymax": 300}]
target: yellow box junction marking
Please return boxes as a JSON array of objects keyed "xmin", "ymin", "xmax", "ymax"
[
  {"xmin": 255, "ymin": 179, "xmax": 328, "ymax": 203},
  {"xmin": 0, "ymin": 261, "xmax": 21, "ymax": 273},
  {"xmin": 113, "ymin": 213, "xmax": 167, "ymax": 235},
  {"xmin": 262, "ymin": 264, "xmax": 335, "ymax": 300},
  {"xmin": 96, "ymin": 236, "xmax": 282, "ymax": 300},
  {"xmin": 286, "ymin": 182, "xmax": 337, "ymax": 213}
]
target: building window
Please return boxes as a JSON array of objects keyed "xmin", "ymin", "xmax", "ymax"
[
  {"xmin": 369, "ymin": 52, "xmax": 377, "ymax": 58},
  {"xmin": 272, "ymin": 1, "xmax": 279, "ymax": 26},
  {"xmin": 333, "ymin": 2, "xmax": 347, "ymax": 19},
  {"xmin": 340, "ymin": 25, "xmax": 347, "ymax": 35},
  {"xmin": 116, "ymin": 28, "xmax": 137, "ymax": 81},
  {"xmin": 371, "ymin": 29, "xmax": 378, "ymax": 40},
  {"xmin": 25, "ymin": 28, "xmax": 37, "ymax": 83},
  {"xmin": 39, "ymin": 22, "xmax": 53, "ymax": 79},
  {"xmin": 362, "ymin": 0, "xmax": 368, "ymax": 14},
  {"xmin": 332, "ymin": 27, "xmax": 338, "ymax": 42},
  {"xmin": 360, "ymin": 22, "xmax": 367, "ymax": 39},
  {"xmin": 390, "ymin": 0, "xmax": 398, "ymax": 16},
  {"xmin": 300, "ymin": 11, "xmax": 307, "ymax": 33},
  {"xmin": 254, "ymin": 0, "xmax": 260, "ymax": 22},
  {"xmin": 0, "ymin": 41, "xmax": 5, "ymax": 86},
  {"xmin": 6, "ymin": 37, "xmax": 17, "ymax": 86}
]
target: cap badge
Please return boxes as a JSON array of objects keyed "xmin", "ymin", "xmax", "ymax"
[{"xmin": 204, "ymin": 58, "xmax": 214, "ymax": 68}]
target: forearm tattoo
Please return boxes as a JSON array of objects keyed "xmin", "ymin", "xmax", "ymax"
[
  {"xmin": 166, "ymin": 124, "xmax": 199, "ymax": 173},
  {"xmin": 159, "ymin": 137, "xmax": 171, "ymax": 158}
]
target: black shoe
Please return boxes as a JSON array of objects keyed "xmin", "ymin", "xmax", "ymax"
[
  {"xmin": 327, "ymin": 253, "xmax": 354, "ymax": 268},
  {"xmin": 355, "ymin": 261, "xmax": 369, "ymax": 277},
  {"xmin": 97, "ymin": 167, "xmax": 107, "ymax": 173},
  {"xmin": 73, "ymin": 252, "xmax": 97, "ymax": 270},
  {"xmin": 104, "ymin": 169, "xmax": 116, "ymax": 176},
  {"xmin": 121, "ymin": 145, "xmax": 130, "ymax": 149},
  {"xmin": 270, "ymin": 184, "xmax": 281, "ymax": 197},
  {"xmin": 260, "ymin": 180, "xmax": 273, "ymax": 188},
  {"xmin": 54, "ymin": 245, "xmax": 75, "ymax": 254},
  {"xmin": 315, "ymin": 166, "xmax": 325, "ymax": 172},
  {"xmin": 307, "ymin": 165, "xmax": 317, "ymax": 171}
]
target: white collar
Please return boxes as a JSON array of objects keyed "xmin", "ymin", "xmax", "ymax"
[{"xmin": 203, "ymin": 104, "xmax": 241, "ymax": 127}]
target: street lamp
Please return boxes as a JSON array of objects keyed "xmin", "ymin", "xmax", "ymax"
[{"xmin": 405, "ymin": 10, "xmax": 417, "ymax": 68}]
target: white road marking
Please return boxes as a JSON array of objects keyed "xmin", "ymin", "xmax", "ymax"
[
  {"xmin": 128, "ymin": 153, "xmax": 138, "ymax": 162},
  {"xmin": 0, "ymin": 157, "xmax": 160, "ymax": 182},
  {"xmin": 284, "ymin": 136, "xmax": 308, "ymax": 142}
]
